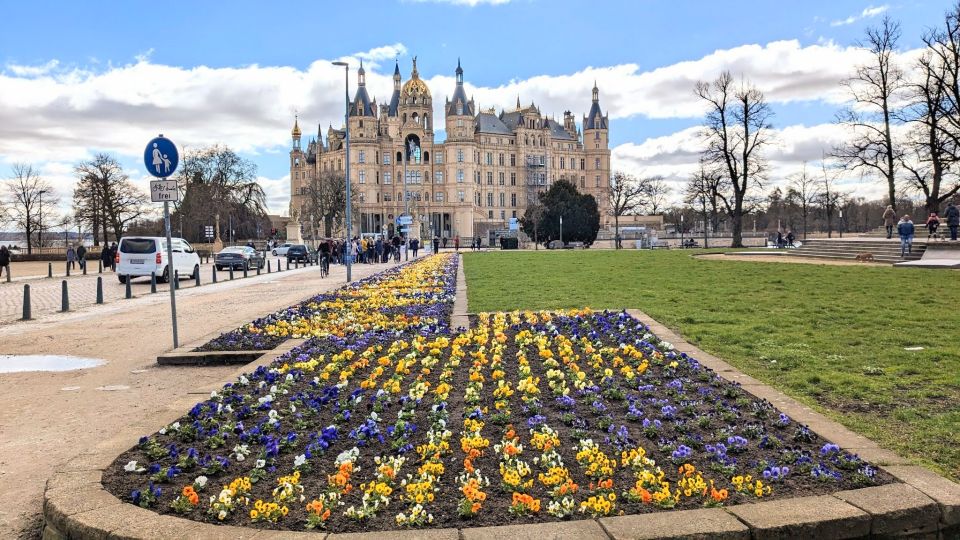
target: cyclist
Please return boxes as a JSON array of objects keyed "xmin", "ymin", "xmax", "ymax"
[{"xmin": 318, "ymin": 239, "xmax": 331, "ymax": 277}]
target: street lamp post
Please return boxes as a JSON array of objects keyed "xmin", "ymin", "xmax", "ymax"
[
  {"xmin": 37, "ymin": 189, "xmax": 48, "ymax": 254},
  {"xmin": 559, "ymin": 215, "xmax": 563, "ymax": 247},
  {"xmin": 333, "ymin": 61, "xmax": 352, "ymax": 282},
  {"xmin": 839, "ymin": 209, "xmax": 844, "ymax": 239}
]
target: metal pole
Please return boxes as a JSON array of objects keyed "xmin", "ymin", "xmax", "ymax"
[
  {"xmin": 61, "ymin": 280, "xmax": 69, "ymax": 312},
  {"xmin": 151, "ymin": 271, "xmax": 157, "ymax": 293},
  {"xmin": 403, "ymin": 141, "xmax": 408, "ymax": 261},
  {"xmin": 559, "ymin": 215, "xmax": 563, "ymax": 246},
  {"xmin": 163, "ymin": 201, "xmax": 179, "ymax": 348},
  {"xmin": 96, "ymin": 276, "xmax": 103, "ymax": 304},
  {"xmin": 344, "ymin": 64, "xmax": 353, "ymax": 282},
  {"xmin": 22, "ymin": 284, "xmax": 31, "ymax": 320}
]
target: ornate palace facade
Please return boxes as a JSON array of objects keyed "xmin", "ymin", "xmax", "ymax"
[{"xmin": 289, "ymin": 58, "xmax": 610, "ymax": 240}]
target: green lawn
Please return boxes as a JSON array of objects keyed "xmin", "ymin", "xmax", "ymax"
[{"xmin": 463, "ymin": 250, "xmax": 960, "ymax": 482}]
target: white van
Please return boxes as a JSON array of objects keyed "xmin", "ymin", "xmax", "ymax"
[{"xmin": 115, "ymin": 236, "xmax": 201, "ymax": 284}]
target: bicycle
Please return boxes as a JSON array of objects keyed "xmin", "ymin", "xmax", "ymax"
[{"xmin": 320, "ymin": 255, "xmax": 330, "ymax": 278}]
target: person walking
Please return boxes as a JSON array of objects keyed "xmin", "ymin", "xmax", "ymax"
[
  {"xmin": 945, "ymin": 201, "xmax": 959, "ymax": 241},
  {"xmin": 432, "ymin": 235, "xmax": 440, "ymax": 254},
  {"xmin": 883, "ymin": 205, "xmax": 897, "ymax": 239},
  {"xmin": 475, "ymin": 235, "xmax": 481, "ymax": 251},
  {"xmin": 66, "ymin": 245, "xmax": 77, "ymax": 271},
  {"xmin": 0, "ymin": 245, "xmax": 10, "ymax": 279},
  {"xmin": 926, "ymin": 212, "xmax": 941, "ymax": 240},
  {"xmin": 76, "ymin": 243, "xmax": 87, "ymax": 272},
  {"xmin": 109, "ymin": 242, "xmax": 118, "ymax": 271},
  {"xmin": 100, "ymin": 244, "xmax": 113, "ymax": 272},
  {"xmin": 786, "ymin": 230, "xmax": 795, "ymax": 247},
  {"xmin": 898, "ymin": 215, "xmax": 915, "ymax": 257},
  {"xmin": 454, "ymin": 235, "xmax": 460, "ymax": 251},
  {"xmin": 411, "ymin": 237, "xmax": 419, "ymax": 258}
]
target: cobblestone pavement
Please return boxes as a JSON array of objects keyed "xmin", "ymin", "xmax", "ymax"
[{"xmin": 0, "ymin": 259, "xmax": 316, "ymax": 323}]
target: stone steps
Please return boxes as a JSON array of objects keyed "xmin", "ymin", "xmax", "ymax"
[{"xmin": 793, "ymin": 239, "xmax": 925, "ymax": 263}]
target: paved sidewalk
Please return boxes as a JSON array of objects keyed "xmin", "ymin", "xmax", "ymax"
[{"xmin": 0, "ymin": 258, "xmax": 400, "ymax": 538}]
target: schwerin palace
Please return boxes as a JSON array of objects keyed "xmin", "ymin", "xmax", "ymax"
[{"xmin": 288, "ymin": 58, "xmax": 611, "ymax": 241}]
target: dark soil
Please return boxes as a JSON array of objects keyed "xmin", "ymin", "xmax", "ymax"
[{"xmin": 103, "ymin": 310, "xmax": 890, "ymax": 533}]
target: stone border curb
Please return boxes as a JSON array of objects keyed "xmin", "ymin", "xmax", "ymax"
[{"xmin": 42, "ymin": 301, "xmax": 959, "ymax": 538}]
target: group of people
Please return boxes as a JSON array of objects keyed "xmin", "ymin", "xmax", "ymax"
[
  {"xmin": 774, "ymin": 230, "xmax": 796, "ymax": 248},
  {"xmin": 890, "ymin": 201, "xmax": 960, "ymax": 257}
]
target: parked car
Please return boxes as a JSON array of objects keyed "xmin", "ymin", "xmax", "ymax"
[
  {"xmin": 286, "ymin": 244, "xmax": 317, "ymax": 264},
  {"xmin": 271, "ymin": 243, "xmax": 293, "ymax": 256},
  {"xmin": 215, "ymin": 246, "xmax": 264, "ymax": 271},
  {"xmin": 115, "ymin": 236, "xmax": 200, "ymax": 284}
]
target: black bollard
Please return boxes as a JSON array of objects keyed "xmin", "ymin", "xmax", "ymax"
[
  {"xmin": 256, "ymin": 262, "xmax": 261, "ymax": 276},
  {"xmin": 22, "ymin": 284, "xmax": 31, "ymax": 320},
  {"xmin": 151, "ymin": 272, "xmax": 157, "ymax": 293},
  {"xmin": 48, "ymin": 262, "xmax": 52, "ymax": 278},
  {"xmin": 66, "ymin": 263, "xmax": 70, "ymax": 277},
  {"xmin": 229, "ymin": 266, "xmax": 234, "ymax": 280},
  {"xmin": 125, "ymin": 276, "xmax": 132, "ymax": 299},
  {"xmin": 5, "ymin": 266, "xmax": 9, "ymax": 282},
  {"xmin": 267, "ymin": 259, "xmax": 271, "ymax": 273},
  {"xmin": 98, "ymin": 260, "xmax": 102, "ymax": 273},
  {"xmin": 82, "ymin": 260, "xmax": 87, "ymax": 275},
  {"xmin": 96, "ymin": 276, "xmax": 103, "ymax": 304},
  {"xmin": 243, "ymin": 264, "xmax": 248, "ymax": 278},
  {"xmin": 61, "ymin": 280, "xmax": 69, "ymax": 312},
  {"xmin": 212, "ymin": 265, "xmax": 218, "ymax": 283},
  {"xmin": 195, "ymin": 268, "xmax": 200, "ymax": 287},
  {"xmin": 174, "ymin": 270, "xmax": 179, "ymax": 289},
  {"xmin": 286, "ymin": 259, "xmax": 290, "ymax": 270}
]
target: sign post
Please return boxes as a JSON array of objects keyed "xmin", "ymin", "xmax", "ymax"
[{"xmin": 144, "ymin": 135, "xmax": 180, "ymax": 349}]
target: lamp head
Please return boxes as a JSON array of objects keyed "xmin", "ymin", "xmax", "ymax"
[{"xmin": 332, "ymin": 61, "xmax": 348, "ymax": 67}]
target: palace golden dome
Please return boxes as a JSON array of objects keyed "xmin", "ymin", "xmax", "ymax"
[{"xmin": 401, "ymin": 57, "xmax": 431, "ymax": 100}]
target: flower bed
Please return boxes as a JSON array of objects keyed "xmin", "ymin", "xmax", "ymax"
[
  {"xmin": 105, "ymin": 309, "xmax": 888, "ymax": 532},
  {"xmin": 195, "ymin": 255, "xmax": 458, "ymax": 352}
]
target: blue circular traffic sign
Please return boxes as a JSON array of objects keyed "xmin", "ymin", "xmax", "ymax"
[{"xmin": 144, "ymin": 136, "xmax": 179, "ymax": 178}]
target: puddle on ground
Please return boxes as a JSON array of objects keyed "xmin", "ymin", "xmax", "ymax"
[{"xmin": 0, "ymin": 355, "xmax": 106, "ymax": 374}]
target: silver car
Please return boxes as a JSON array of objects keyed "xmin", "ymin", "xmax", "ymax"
[{"xmin": 215, "ymin": 246, "xmax": 264, "ymax": 271}]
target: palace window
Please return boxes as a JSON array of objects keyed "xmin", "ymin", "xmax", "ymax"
[
  {"xmin": 498, "ymin": 153, "xmax": 504, "ymax": 166},
  {"xmin": 486, "ymin": 152, "xmax": 493, "ymax": 165},
  {"xmin": 435, "ymin": 192, "xmax": 444, "ymax": 202},
  {"xmin": 358, "ymin": 150, "xmax": 365, "ymax": 163},
  {"xmin": 457, "ymin": 169, "xmax": 464, "ymax": 183},
  {"xmin": 596, "ymin": 175, "xmax": 601, "ymax": 187},
  {"xmin": 475, "ymin": 171, "xmax": 481, "ymax": 184},
  {"xmin": 476, "ymin": 193, "xmax": 481, "ymax": 205},
  {"xmin": 359, "ymin": 192, "xmax": 365, "ymax": 202},
  {"xmin": 457, "ymin": 149, "xmax": 464, "ymax": 163},
  {"xmin": 384, "ymin": 192, "xmax": 393, "ymax": 201},
  {"xmin": 384, "ymin": 154, "xmax": 390, "ymax": 165},
  {"xmin": 511, "ymin": 193, "xmax": 517, "ymax": 206},
  {"xmin": 560, "ymin": 157, "xmax": 565, "ymax": 169},
  {"xmin": 595, "ymin": 158, "xmax": 601, "ymax": 169},
  {"xmin": 358, "ymin": 170, "xmax": 365, "ymax": 184},
  {"xmin": 385, "ymin": 172, "xmax": 392, "ymax": 184},
  {"xmin": 499, "ymin": 172, "xmax": 504, "ymax": 185},
  {"xmin": 456, "ymin": 102, "xmax": 463, "ymax": 115},
  {"xmin": 457, "ymin": 119, "xmax": 463, "ymax": 128},
  {"xmin": 580, "ymin": 159, "xmax": 585, "ymax": 170},
  {"xmin": 435, "ymin": 152, "xmax": 443, "ymax": 164},
  {"xmin": 487, "ymin": 172, "xmax": 493, "ymax": 185},
  {"xmin": 500, "ymin": 210, "xmax": 505, "ymax": 220},
  {"xmin": 488, "ymin": 210, "xmax": 493, "ymax": 219},
  {"xmin": 458, "ymin": 190, "xmax": 465, "ymax": 202},
  {"xmin": 510, "ymin": 172, "xmax": 516, "ymax": 186},
  {"xmin": 435, "ymin": 171, "xmax": 443, "ymax": 183},
  {"xmin": 487, "ymin": 193, "xmax": 494, "ymax": 207},
  {"xmin": 510, "ymin": 154, "xmax": 516, "ymax": 166},
  {"xmin": 580, "ymin": 176, "xmax": 585, "ymax": 188},
  {"xmin": 499, "ymin": 192, "xmax": 505, "ymax": 207}
]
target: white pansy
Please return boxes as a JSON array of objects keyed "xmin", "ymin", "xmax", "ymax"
[
  {"xmin": 294, "ymin": 454, "xmax": 307, "ymax": 467},
  {"xmin": 195, "ymin": 476, "xmax": 208, "ymax": 488}
]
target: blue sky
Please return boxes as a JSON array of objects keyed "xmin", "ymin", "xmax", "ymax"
[{"xmin": 0, "ymin": 0, "xmax": 953, "ymax": 213}]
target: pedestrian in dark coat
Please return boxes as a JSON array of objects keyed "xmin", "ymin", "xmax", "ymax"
[
  {"xmin": 946, "ymin": 202, "xmax": 960, "ymax": 241},
  {"xmin": 77, "ymin": 244, "xmax": 87, "ymax": 271},
  {"xmin": 100, "ymin": 244, "xmax": 113, "ymax": 271},
  {"xmin": 0, "ymin": 245, "xmax": 10, "ymax": 278},
  {"xmin": 898, "ymin": 215, "xmax": 915, "ymax": 257}
]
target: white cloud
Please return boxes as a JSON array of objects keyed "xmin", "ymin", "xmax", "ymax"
[
  {"xmin": 831, "ymin": 4, "xmax": 888, "ymax": 26},
  {"xmin": 0, "ymin": 39, "xmax": 922, "ymax": 214}
]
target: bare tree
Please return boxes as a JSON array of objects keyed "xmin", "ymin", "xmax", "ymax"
[
  {"xmin": 683, "ymin": 166, "xmax": 724, "ymax": 248},
  {"xmin": 5, "ymin": 164, "xmax": 57, "ymax": 254},
  {"xmin": 695, "ymin": 71, "xmax": 774, "ymax": 247},
  {"xmin": 833, "ymin": 15, "xmax": 904, "ymax": 210},
  {"xmin": 643, "ymin": 176, "xmax": 670, "ymax": 215},
  {"xmin": 300, "ymin": 170, "xmax": 358, "ymax": 238},
  {"xmin": 922, "ymin": 3, "xmax": 960, "ymax": 165},
  {"xmin": 608, "ymin": 171, "xmax": 648, "ymax": 248},
  {"xmin": 818, "ymin": 160, "xmax": 846, "ymax": 238},
  {"xmin": 74, "ymin": 154, "xmax": 149, "ymax": 244},
  {"xmin": 785, "ymin": 163, "xmax": 821, "ymax": 240},
  {"xmin": 175, "ymin": 145, "xmax": 267, "ymax": 243}
]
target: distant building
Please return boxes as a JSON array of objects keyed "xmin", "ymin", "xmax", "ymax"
[{"xmin": 288, "ymin": 58, "xmax": 611, "ymax": 240}]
